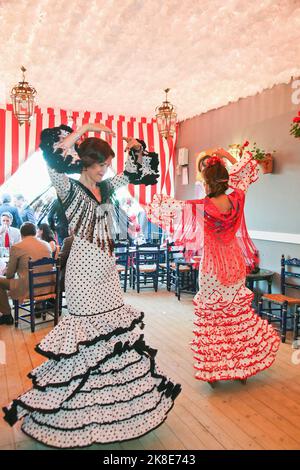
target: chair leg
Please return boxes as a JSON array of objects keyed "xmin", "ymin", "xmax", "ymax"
[
  {"xmin": 154, "ymin": 271, "xmax": 158, "ymax": 292},
  {"xmin": 176, "ymin": 272, "xmax": 181, "ymax": 301},
  {"xmin": 42, "ymin": 301, "xmax": 47, "ymax": 321},
  {"xmin": 13, "ymin": 300, "xmax": 19, "ymax": 328},
  {"xmin": 293, "ymin": 306, "xmax": 300, "ymax": 347},
  {"xmin": 167, "ymin": 270, "xmax": 171, "ymax": 291},
  {"xmin": 30, "ymin": 300, "xmax": 35, "ymax": 333},
  {"xmin": 281, "ymin": 303, "xmax": 288, "ymax": 343},
  {"xmin": 124, "ymin": 269, "xmax": 127, "ymax": 293},
  {"xmin": 258, "ymin": 298, "xmax": 263, "ymax": 317},
  {"xmin": 54, "ymin": 296, "xmax": 59, "ymax": 326}
]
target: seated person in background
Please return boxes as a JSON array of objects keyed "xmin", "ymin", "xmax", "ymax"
[
  {"xmin": 14, "ymin": 194, "xmax": 36, "ymax": 225},
  {"xmin": 0, "ymin": 222, "xmax": 52, "ymax": 325},
  {"xmin": 48, "ymin": 198, "xmax": 69, "ymax": 246},
  {"xmin": 37, "ymin": 223, "xmax": 57, "ymax": 257},
  {"xmin": 0, "ymin": 212, "xmax": 21, "ymax": 248},
  {"xmin": 0, "ymin": 194, "xmax": 23, "ymax": 228}
]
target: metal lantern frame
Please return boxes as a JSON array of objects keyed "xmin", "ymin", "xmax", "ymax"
[
  {"xmin": 11, "ymin": 66, "xmax": 37, "ymax": 125},
  {"xmin": 155, "ymin": 88, "xmax": 177, "ymax": 139}
]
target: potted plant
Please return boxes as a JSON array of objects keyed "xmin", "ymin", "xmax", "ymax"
[
  {"xmin": 290, "ymin": 111, "xmax": 300, "ymax": 138},
  {"xmin": 238, "ymin": 141, "xmax": 275, "ymax": 174}
]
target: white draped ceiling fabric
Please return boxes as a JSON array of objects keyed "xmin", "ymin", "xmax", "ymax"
[
  {"xmin": 0, "ymin": 105, "xmax": 177, "ymax": 203},
  {"xmin": 1, "ymin": 0, "xmax": 300, "ymax": 200}
]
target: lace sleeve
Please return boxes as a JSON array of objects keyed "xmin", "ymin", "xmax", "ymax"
[
  {"xmin": 103, "ymin": 139, "xmax": 160, "ymax": 194},
  {"xmin": 145, "ymin": 195, "xmax": 204, "ymax": 254},
  {"xmin": 39, "ymin": 125, "xmax": 82, "ymax": 202},
  {"xmin": 123, "ymin": 140, "xmax": 159, "ymax": 186},
  {"xmin": 144, "ymin": 195, "xmax": 185, "ymax": 233},
  {"xmin": 229, "ymin": 151, "xmax": 259, "ymax": 192}
]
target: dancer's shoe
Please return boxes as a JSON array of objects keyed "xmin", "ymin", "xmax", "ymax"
[{"xmin": 208, "ymin": 381, "xmax": 217, "ymax": 389}]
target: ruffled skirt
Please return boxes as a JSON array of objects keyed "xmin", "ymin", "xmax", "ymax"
[{"xmin": 191, "ymin": 273, "xmax": 280, "ymax": 382}]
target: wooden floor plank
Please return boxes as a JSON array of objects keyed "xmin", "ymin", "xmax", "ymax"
[{"xmin": 0, "ymin": 288, "xmax": 299, "ymax": 450}]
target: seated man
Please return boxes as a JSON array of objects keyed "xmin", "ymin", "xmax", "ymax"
[
  {"xmin": 0, "ymin": 212, "xmax": 21, "ymax": 248},
  {"xmin": 0, "ymin": 222, "xmax": 52, "ymax": 325}
]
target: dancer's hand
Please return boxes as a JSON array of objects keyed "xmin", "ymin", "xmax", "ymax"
[
  {"xmin": 213, "ymin": 147, "xmax": 237, "ymax": 165},
  {"xmin": 87, "ymin": 123, "xmax": 116, "ymax": 137},
  {"xmin": 212, "ymin": 147, "xmax": 232, "ymax": 159},
  {"xmin": 123, "ymin": 137, "xmax": 142, "ymax": 152}
]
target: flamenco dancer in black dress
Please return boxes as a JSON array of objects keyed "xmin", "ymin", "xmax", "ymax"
[{"xmin": 3, "ymin": 122, "xmax": 181, "ymax": 448}]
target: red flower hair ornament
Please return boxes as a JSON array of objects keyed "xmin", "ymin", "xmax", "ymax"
[{"xmin": 205, "ymin": 155, "xmax": 225, "ymax": 168}]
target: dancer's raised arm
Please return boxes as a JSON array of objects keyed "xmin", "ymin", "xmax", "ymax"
[{"xmin": 105, "ymin": 136, "xmax": 159, "ymax": 193}]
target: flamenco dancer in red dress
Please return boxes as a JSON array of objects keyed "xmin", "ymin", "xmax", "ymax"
[{"xmin": 146, "ymin": 148, "xmax": 280, "ymax": 387}]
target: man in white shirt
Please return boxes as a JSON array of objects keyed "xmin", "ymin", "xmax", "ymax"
[{"xmin": 0, "ymin": 212, "xmax": 21, "ymax": 248}]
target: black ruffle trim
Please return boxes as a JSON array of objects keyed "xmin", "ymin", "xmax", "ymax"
[
  {"xmin": 40, "ymin": 125, "xmax": 83, "ymax": 174},
  {"xmin": 27, "ymin": 391, "xmax": 174, "ymax": 432},
  {"xmin": 61, "ymin": 384, "xmax": 157, "ymax": 411},
  {"xmin": 34, "ymin": 311, "xmax": 145, "ymax": 361},
  {"xmin": 30, "ymin": 334, "xmax": 146, "ymax": 390},
  {"xmin": 124, "ymin": 141, "xmax": 159, "ymax": 186},
  {"xmin": 19, "ymin": 400, "xmax": 176, "ymax": 449},
  {"xmin": 3, "ymin": 357, "xmax": 146, "ymax": 419},
  {"xmin": 3, "ymin": 335, "xmax": 181, "ymax": 426}
]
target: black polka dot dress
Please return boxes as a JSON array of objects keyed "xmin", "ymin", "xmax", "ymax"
[{"xmin": 3, "ymin": 126, "xmax": 181, "ymax": 449}]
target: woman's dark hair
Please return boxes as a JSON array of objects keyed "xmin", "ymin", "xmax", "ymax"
[
  {"xmin": 202, "ymin": 161, "xmax": 229, "ymax": 197},
  {"xmin": 38, "ymin": 222, "xmax": 56, "ymax": 243},
  {"xmin": 198, "ymin": 155, "xmax": 211, "ymax": 173},
  {"xmin": 20, "ymin": 222, "xmax": 36, "ymax": 237},
  {"xmin": 78, "ymin": 137, "xmax": 115, "ymax": 168}
]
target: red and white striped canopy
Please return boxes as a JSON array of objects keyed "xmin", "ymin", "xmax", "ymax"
[{"xmin": 0, "ymin": 105, "xmax": 177, "ymax": 204}]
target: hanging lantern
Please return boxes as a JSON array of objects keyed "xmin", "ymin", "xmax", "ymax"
[
  {"xmin": 155, "ymin": 88, "xmax": 177, "ymax": 139},
  {"xmin": 11, "ymin": 66, "xmax": 37, "ymax": 126}
]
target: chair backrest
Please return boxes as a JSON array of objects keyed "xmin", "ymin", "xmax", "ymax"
[
  {"xmin": 167, "ymin": 241, "xmax": 185, "ymax": 264},
  {"xmin": 114, "ymin": 241, "xmax": 129, "ymax": 267},
  {"xmin": 28, "ymin": 257, "xmax": 61, "ymax": 300},
  {"xmin": 281, "ymin": 255, "xmax": 300, "ymax": 295},
  {"xmin": 135, "ymin": 242, "xmax": 160, "ymax": 267}
]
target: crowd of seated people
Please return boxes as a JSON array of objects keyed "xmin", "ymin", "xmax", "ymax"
[{"xmin": 0, "ymin": 193, "xmax": 65, "ymax": 326}]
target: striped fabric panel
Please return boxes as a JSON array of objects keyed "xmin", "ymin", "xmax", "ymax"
[{"xmin": 0, "ymin": 105, "xmax": 177, "ymax": 202}]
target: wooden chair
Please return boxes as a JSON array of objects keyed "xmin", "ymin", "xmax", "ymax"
[
  {"xmin": 13, "ymin": 257, "xmax": 61, "ymax": 333},
  {"xmin": 159, "ymin": 242, "xmax": 184, "ymax": 292},
  {"xmin": 114, "ymin": 241, "xmax": 130, "ymax": 292},
  {"xmin": 174, "ymin": 260, "xmax": 198, "ymax": 301},
  {"xmin": 258, "ymin": 255, "xmax": 300, "ymax": 343},
  {"xmin": 132, "ymin": 243, "xmax": 160, "ymax": 293}
]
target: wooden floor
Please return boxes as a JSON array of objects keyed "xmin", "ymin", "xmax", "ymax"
[{"xmin": 1, "ymin": 288, "xmax": 300, "ymax": 451}]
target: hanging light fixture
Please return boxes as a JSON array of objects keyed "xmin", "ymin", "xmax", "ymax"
[
  {"xmin": 155, "ymin": 88, "xmax": 177, "ymax": 139},
  {"xmin": 11, "ymin": 66, "xmax": 37, "ymax": 125}
]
